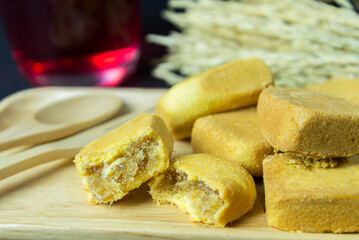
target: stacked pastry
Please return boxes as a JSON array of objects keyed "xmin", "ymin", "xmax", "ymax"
[
  {"xmin": 156, "ymin": 57, "xmax": 274, "ymax": 178},
  {"xmin": 258, "ymin": 86, "xmax": 359, "ymax": 233},
  {"xmin": 74, "ymin": 57, "xmax": 272, "ymax": 227},
  {"xmin": 151, "ymin": 57, "xmax": 275, "ymax": 226},
  {"xmin": 74, "ymin": 54, "xmax": 359, "ymax": 232}
]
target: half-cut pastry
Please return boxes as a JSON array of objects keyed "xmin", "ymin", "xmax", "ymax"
[
  {"xmin": 74, "ymin": 113, "xmax": 173, "ymax": 204},
  {"xmin": 149, "ymin": 154, "xmax": 256, "ymax": 227}
]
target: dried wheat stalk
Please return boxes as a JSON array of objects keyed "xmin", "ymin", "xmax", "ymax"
[{"xmin": 147, "ymin": 0, "xmax": 359, "ymax": 87}]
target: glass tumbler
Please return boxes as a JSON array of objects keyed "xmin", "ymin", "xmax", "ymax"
[{"xmin": 0, "ymin": 0, "xmax": 141, "ymax": 86}]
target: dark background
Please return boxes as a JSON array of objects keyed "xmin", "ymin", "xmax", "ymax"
[{"xmin": 0, "ymin": 0, "xmax": 173, "ymax": 100}]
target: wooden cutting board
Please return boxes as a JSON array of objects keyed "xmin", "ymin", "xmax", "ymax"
[{"xmin": 0, "ymin": 87, "xmax": 357, "ymax": 240}]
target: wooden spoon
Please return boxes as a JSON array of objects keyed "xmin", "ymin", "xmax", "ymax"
[{"xmin": 0, "ymin": 91, "xmax": 122, "ymax": 151}]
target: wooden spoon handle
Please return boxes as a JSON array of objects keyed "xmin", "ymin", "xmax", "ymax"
[
  {"xmin": 0, "ymin": 122, "xmax": 49, "ymax": 151},
  {"xmin": 0, "ymin": 144, "xmax": 80, "ymax": 181}
]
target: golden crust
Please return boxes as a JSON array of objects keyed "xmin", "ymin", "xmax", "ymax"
[
  {"xmin": 263, "ymin": 153, "xmax": 359, "ymax": 233},
  {"xmin": 257, "ymin": 87, "xmax": 359, "ymax": 157},
  {"xmin": 148, "ymin": 154, "xmax": 257, "ymax": 227},
  {"xmin": 156, "ymin": 58, "xmax": 273, "ymax": 139},
  {"xmin": 191, "ymin": 107, "xmax": 273, "ymax": 176},
  {"xmin": 74, "ymin": 113, "xmax": 174, "ymax": 204}
]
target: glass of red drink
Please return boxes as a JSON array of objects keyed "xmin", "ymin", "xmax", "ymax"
[{"xmin": 0, "ymin": 0, "xmax": 140, "ymax": 86}]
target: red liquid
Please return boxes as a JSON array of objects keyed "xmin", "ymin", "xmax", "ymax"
[{"xmin": 0, "ymin": 0, "xmax": 140, "ymax": 86}]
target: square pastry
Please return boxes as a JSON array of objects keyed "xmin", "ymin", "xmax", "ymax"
[
  {"xmin": 263, "ymin": 153, "xmax": 359, "ymax": 233},
  {"xmin": 192, "ymin": 107, "xmax": 273, "ymax": 176},
  {"xmin": 258, "ymin": 87, "xmax": 359, "ymax": 157}
]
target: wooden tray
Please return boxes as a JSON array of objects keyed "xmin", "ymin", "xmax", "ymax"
[{"xmin": 0, "ymin": 87, "xmax": 357, "ymax": 239}]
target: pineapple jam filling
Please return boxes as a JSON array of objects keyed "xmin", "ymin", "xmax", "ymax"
[
  {"xmin": 287, "ymin": 153, "xmax": 339, "ymax": 169},
  {"xmin": 85, "ymin": 136, "xmax": 160, "ymax": 203},
  {"xmin": 155, "ymin": 169, "xmax": 224, "ymax": 224}
]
